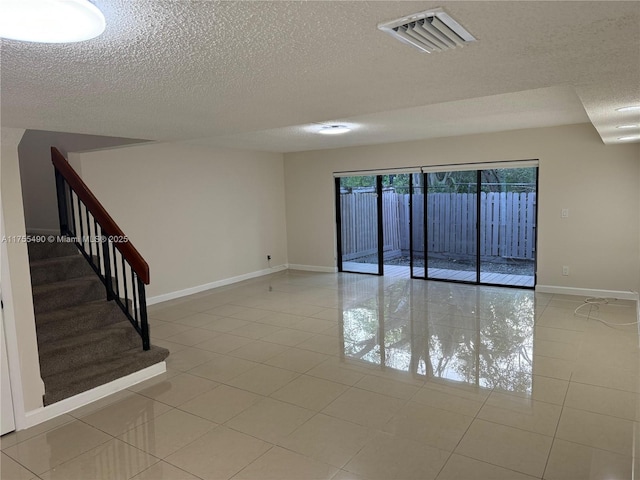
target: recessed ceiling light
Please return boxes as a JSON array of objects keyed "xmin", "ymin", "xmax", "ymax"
[
  {"xmin": 616, "ymin": 124, "xmax": 639, "ymax": 129},
  {"xmin": 0, "ymin": 0, "xmax": 106, "ymax": 43},
  {"xmin": 617, "ymin": 135, "xmax": 640, "ymax": 141},
  {"xmin": 615, "ymin": 105, "xmax": 640, "ymax": 112},
  {"xmin": 318, "ymin": 125, "xmax": 351, "ymax": 135}
]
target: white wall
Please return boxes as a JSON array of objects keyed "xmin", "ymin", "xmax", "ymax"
[
  {"xmin": 1, "ymin": 128, "xmax": 45, "ymax": 423},
  {"xmin": 18, "ymin": 130, "xmax": 147, "ymax": 233},
  {"xmin": 284, "ymin": 123, "xmax": 640, "ymax": 294},
  {"xmin": 72, "ymin": 142, "xmax": 288, "ymax": 299}
]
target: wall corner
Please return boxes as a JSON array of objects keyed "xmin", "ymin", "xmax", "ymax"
[{"xmin": 1, "ymin": 127, "xmax": 46, "ymax": 426}]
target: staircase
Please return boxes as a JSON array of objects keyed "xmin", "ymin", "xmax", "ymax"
[{"xmin": 29, "ymin": 241, "xmax": 169, "ymax": 405}]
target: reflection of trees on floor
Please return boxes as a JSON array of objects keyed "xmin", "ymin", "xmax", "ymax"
[{"xmin": 340, "ymin": 279, "xmax": 535, "ymax": 395}]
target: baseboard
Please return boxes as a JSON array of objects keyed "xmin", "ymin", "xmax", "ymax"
[
  {"xmin": 147, "ymin": 265, "xmax": 288, "ymax": 305},
  {"xmin": 288, "ymin": 264, "xmax": 338, "ymax": 273},
  {"xmin": 18, "ymin": 362, "xmax": 166, "ymax": 430},
  {"xmin": 536, "ymin": 285, "xmax": 640, "ymax": 301}
]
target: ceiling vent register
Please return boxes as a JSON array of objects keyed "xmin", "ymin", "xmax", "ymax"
[{"xmin": 378, "ymin": 8, "xmax": 476, "ymax": 53}]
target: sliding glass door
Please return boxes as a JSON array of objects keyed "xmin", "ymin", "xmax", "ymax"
[
  {"xmin": 409, "ymin": 173, "xmax": 425, "ymax": 278},
  {"xmin": 382, "ymin": 174, "xmax": 411, "ymax": 274},
  {"xmin": 425, "ymin": 170, "xmax": 478, "ymax": 282},
  {"xmin": 337, "ymin": 176, "xmax": 381, "ymax": 275},
  {"xmin": 337, "ymin": 164, "xmax": 537, "ymax": 287},
  {"xmin": 410, "ymin": 164, "xmax": 537, "ymax": 287},
  {"xmin": 479, "ymin": 168, "xmax": 537, "ymax": 286},
  {"xmin": 337, "ymin": 172, "xmax": 413, "ymax": 276}
]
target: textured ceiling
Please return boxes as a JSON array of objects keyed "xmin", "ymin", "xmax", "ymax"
[
  {"xmin": 192, "ymin": 86, "xmax": 589, "ymax": 152},
  {"xmin": 1, "ymin": 1, "xmax": 639, "ymax": 150}
]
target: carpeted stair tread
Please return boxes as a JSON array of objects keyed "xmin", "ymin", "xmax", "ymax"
[
  {"xmin": 30, "ymin": 254, "xmax": 94, "ymax": 286},
  {"xmin": 27, "ymin": 241, "xmax": 78, "ymax": 260},
  {"xmin": 32, "ymin": 275, "xmax": 105, "ymax": 313},
  {"xmin": 35, "ymin": 300, "xmax": 128, "ymax": 343},
  {"xmin": 28, "ymin": 238, "xmax": 170, "ymax": 405},
  {"xmin": 42, "ymin": 345, "xmax": 169, "ymax": 405},
  {"xmin": 38, "ymin": 322, "xmax": 142, "ymax": 378}
]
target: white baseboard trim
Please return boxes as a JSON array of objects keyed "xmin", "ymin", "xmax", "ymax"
[
  {"xmin": 147, "ymin": 265, "xmax": 288, "ymax": 305},
  {"xmin": 19, "ymin": 362, "xmax": 166, "ymax": 430},
  {"xmin": 288, "ymin": 264, "xmax": 338, "ymax": 273},
  {"xmin": 536, "ymin": 285, "xmax": 639, "ymax": 301}
]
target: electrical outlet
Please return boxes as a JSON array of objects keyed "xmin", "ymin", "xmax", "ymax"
[
  {"xmin": 267, "ymin": 255, "xmax": 271, "ymax": 261},
  {"xmin": 562, "ymin": 266, "xmax": 569, "ymax": 276},
  {"xmin": 561, "ymin": 208, "xmax": 569, "ymax": 218}
]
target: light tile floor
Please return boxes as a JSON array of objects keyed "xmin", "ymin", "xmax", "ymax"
[{"xmin": 2, "ymin": 271, "xmax": 639, "ymax": 479}]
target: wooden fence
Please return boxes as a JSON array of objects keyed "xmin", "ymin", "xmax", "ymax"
[{"xmin": 340, "ymin": 191, "xmax": 536, "ymax": 261}]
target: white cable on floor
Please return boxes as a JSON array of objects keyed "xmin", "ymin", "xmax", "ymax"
[{"xmin": 574, "ymin": 296, "xmax": 640, "ymax": 326}]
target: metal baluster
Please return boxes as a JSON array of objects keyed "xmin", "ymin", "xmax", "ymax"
[
  {"xmin": 121, "ymin": 255, "xmax": 128, "ymax": 314},
  {"xmin": 78, "ymin": 201, "xmax": 85, "ymax": 246},
  {"xmin": 111, "ymin": 243, "xmax": 120, "ymax": 301},
  {"xmin": 85, "ymin": 203, "xmax": 91, "ymax": 255},
  {"xmin": 54, "ymin": 171, "xmax": 69, "ymax": 235},
  {"xmin": 66, "ymin": 182, "xmax": 72, "ymax": 234},
  {"xmin": 137, "ymin": 277, "xmax": 150, "ymax": 350},
  {"xmin": 103, "ymin": 236, "xmax": 113, "ymax": 300},
  {"xmin": 93, "ymin": 218, "xmax": 99, "ymax": 272},
  {"xmin": 131, "ymin": 269, "xmax": 139, "ymax": 329},
  {"xmin": 69, "ymin": 189, "xmax": 77, "ymax": 237}
]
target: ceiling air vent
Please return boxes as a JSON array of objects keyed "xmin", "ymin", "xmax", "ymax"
[{"xmin": 378, "ymin": 8, "xmax": 476, "ymax": 53}]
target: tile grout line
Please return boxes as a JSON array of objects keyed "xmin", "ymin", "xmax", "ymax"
[
  {"xmin": 1, "ymin": 451, "xmax": 42, "ymax": 480},
  {"xmin": 540, "ymin": 345, "xmax": 574, "ymax": 480},
  {"xmin": 432, "ymin": 384, "xmax": 495, "ymax": 479}
]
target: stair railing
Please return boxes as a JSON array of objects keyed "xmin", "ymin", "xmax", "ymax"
[{"xmin": 51, "ymin": 147, "xmax": 150, "ymax": 350}]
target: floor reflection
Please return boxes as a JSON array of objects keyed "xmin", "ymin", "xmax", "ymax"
[
  {"xmin": 6, "ymin": 270, "xmax": 639, "ymax": 480},
  {"xmin": 340, "ymin": 279, "xmax": 535, "ymax": 394}
]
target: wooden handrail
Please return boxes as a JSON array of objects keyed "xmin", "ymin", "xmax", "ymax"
[{"xmin": 51, "ymin": 147, "xmax": 150, "ymax": 284}]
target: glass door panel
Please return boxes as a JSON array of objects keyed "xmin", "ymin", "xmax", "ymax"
[
  {"xmin": 338, "ymin": 176, "xmax": 380, "ymax": 274},
  {"xmin": 426, "ymin": 170, "xmax": 478, "ymax": 282},
  {"xmin": 381, "ymin": 174, "xmax": 411, "ymax": 277},
  {"xmin": 479, "ymin": 167, "xmax": 537, "ymax": 286},
  {"xmin": 410, "ymin": 173, "xmax": 425, "ymax": 278}
]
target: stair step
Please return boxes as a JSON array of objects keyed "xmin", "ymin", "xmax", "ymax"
[
  {"xmin": 27, "ymin": 240, "xmax": 78, "ymax": 261},
  {"xmin": 29, "ymin": 239, "xmax": 168, "ymax": 405},
  {"xmin": 30, "ymin": 254, "xmax": 94, "ymax": 286},
  {"xmin": 35, "ymin": 300, "xmax": 129, "ymax": 344},
  {"xmin": 42, "ymin": 345, "xmax": 170, "ymax": 405},
  {"xmin": 32, "ymin": 276, "xmax": 105, "ymax": 314},
  {"xmin": 38, "ymin": 322, "xmax": 142, "ymax": 378}
]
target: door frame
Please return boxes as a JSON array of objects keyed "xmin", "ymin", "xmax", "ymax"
[
  {"xmin": 335, "ymin": 176, "xmax": 384, "ymax": 276},
  {"xmin": 334, "ymin": 162, "xmax": 538, "ymax": 288}
]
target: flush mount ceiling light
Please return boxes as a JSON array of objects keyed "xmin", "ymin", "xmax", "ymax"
[
  {"xmin": 318, "ymin": 125, "xmax": 351, "ymax": 135},
  {"xmin": 615, "ymin": 105, "xmax": 640, "ymax": 112},
  {"xmin": 0, "ymin": 0, "xmax": 106, "ymax": 43},
  {"xmin": 378, "ymin": 7, "xmax": 476, "ymax": 53}
]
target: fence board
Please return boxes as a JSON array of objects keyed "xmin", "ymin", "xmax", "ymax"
[
  {"xmin": 514, "ymin": 193, "xmax": 523, "ymax": 258},
  {"xmin": 505, "ymin": 192, "xmax": 512, "ymax": 256},
  {"xmin": 340, "ymin": 191, "xmax": 536, "ymax": 261},
  {"xmin": 492, "ymin": 193, "xmax": 500, "ymax": 256},
  {"xmin": 526, "ymin": 193, "xmax": 535, "ymax": 257},
  {"xmin": 479, "ymin": 192, "xmax": 486, "ymax": 255}
]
